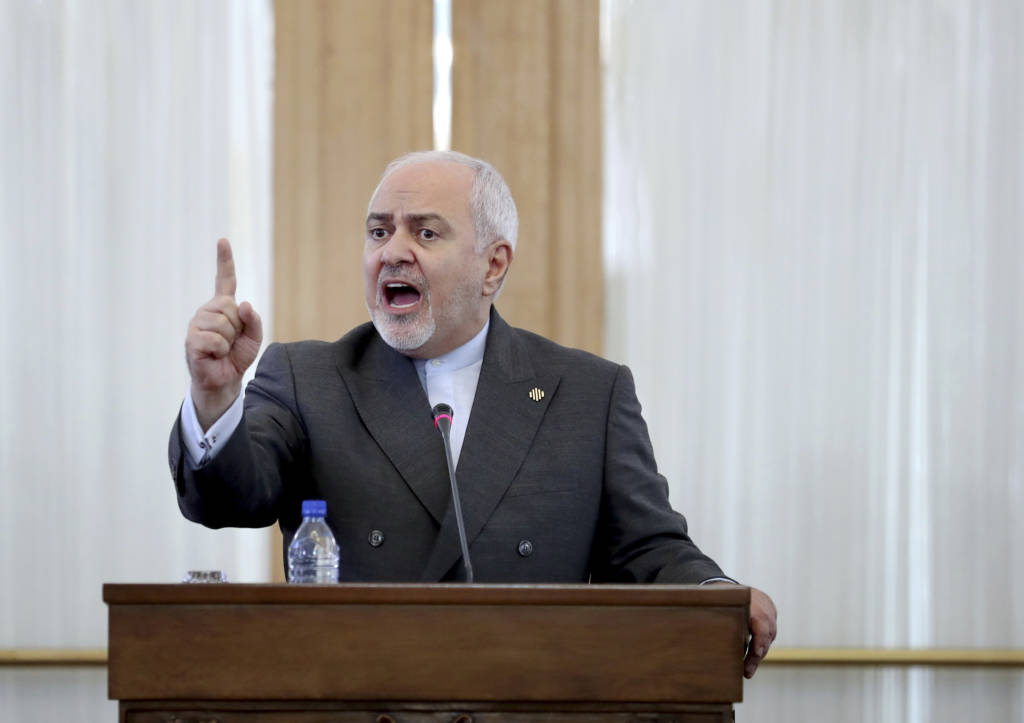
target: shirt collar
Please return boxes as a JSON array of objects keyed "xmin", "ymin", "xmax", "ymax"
[{"xmin": 415, "ymin": 320, "xmax": 490, "ymax": 373}]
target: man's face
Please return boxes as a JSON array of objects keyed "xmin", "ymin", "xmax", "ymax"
[{"xmin": 364, "ymin": 160, "xmax": 491, "ymax": 358}]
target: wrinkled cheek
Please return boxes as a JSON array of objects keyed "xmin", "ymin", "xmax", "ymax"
[{"xmin": 362, "ymin": 257, "xmax": 380, "ymax": 306}]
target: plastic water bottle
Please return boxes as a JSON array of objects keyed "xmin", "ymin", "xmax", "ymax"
[{"xmin": 287, "ymin": 499, "xmax": 340, "ymax": 583}]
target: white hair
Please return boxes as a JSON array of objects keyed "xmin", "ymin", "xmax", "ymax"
[{"xmin": 370, "ymin": 150, "xmax": 519, "ymax": 253}]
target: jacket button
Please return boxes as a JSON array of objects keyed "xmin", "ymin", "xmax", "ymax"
[
  {"xmin": 368, "ymin": 529, "xmax": 385, "ymax": 548},
  {"xmin": 517, "ymin": 539, "xmax": 534, "ymax": 557}
]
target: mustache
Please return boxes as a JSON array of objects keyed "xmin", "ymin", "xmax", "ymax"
[{"xmin": 376, "ymin": 264, "xmax": 427, "ymax": 287}]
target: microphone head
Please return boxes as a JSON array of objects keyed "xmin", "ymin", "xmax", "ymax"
[{"xmin": 432, "ymin": 403, "xmax": 454, "ymax": 434}]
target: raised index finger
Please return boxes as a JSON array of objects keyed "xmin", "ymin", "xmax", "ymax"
[{"xmin": 215, "ymin": 238, "xmax": 237, "ymax": 297}]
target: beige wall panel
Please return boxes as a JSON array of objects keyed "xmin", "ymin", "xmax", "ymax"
[
  {"xmin": 550, "ymin": 2, "xmax": 603, "ymax": 355},
  {"xmin": 271, "ymin": 0, "xmax": 434, "ymax": 580},
  {"xmin": 452, "ymin": 0, "xmax": 603, "ymax": 355},
  {"xmin": 274, "ymin": 0, "xmax": 434, "ymax": 345}
]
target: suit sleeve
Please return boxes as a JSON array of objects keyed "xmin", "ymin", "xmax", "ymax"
[
  {"xmin": 590, "ymin": 364, "xmax": 728, "ymax": 584},
  {"xmin": 167, "ymin": 343, "xmax": 309, "ymax": 529}
]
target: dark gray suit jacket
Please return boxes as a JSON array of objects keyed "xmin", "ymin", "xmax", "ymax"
[{"xmin": 169, "ymin": 309, "xmax": 726, "ymax": 583}]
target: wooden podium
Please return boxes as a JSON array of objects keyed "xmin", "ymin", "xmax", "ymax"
[{"xmin": 104, "ymin": 583, "xmax": 748, "ymax": 722}]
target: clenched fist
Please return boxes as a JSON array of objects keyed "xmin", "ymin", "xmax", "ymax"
[{"xmin": 185, "ymin": 238, "xmax": 263, "ymax": 430}]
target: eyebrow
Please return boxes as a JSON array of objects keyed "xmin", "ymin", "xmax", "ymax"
[
  {"xmin": 366, "ymin": 212, "xmax": 393, "ymax": 228},
  {"xmin": 405, "ymin": 213, "xmax": 452, "ymax": 233},
  {"xmin": 366, "ymin": 211, "xmax": 453, "ymax": 235}
]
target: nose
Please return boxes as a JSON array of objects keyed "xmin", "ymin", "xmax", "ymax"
[{"xmin": 380, "ymin": 227, "xmax": 415, "ymax": 266}]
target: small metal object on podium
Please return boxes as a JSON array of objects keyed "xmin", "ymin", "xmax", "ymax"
[{"xmin": 182, "ymin": 570, "xmax": 228, "ymax": 583}]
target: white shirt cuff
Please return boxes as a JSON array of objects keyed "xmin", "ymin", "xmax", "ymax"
[{"xmin": 180, "ymin": 387, "xmax": 244, "ymax": 466}]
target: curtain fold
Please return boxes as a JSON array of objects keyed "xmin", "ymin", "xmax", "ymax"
[
  {"xmin": 603, "ymin": 1, "xmax": 1023, "ymax": 720},
  {"xmin": 1, "ymin": 1, "xmax": 273, "ymax": 719}
]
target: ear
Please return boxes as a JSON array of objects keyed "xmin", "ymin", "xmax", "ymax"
[{"xmin": 482, "ymin": 241, "xmax": 513, "ymax": 297}]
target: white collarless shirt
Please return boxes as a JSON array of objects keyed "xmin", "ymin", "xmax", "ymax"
[{"xmin": 413, "ymin": 320, "xmax": 489, "ymax": 469}]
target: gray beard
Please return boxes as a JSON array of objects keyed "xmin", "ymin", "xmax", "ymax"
[
  {"xmin": 368, "ymin": 264, "xmax": 485, "ymax": 354},
  {"xmin": 369, "ymin": 281, "xmax": 436, "ymax": 351},
  {"xmin": 371, "ymin": 306, "xmax": 437, "ymax": 351}
]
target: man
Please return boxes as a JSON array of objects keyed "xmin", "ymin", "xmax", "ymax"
[{"xmin": 170, "ymin": 150, "xmax": 777, "ymax": 677}]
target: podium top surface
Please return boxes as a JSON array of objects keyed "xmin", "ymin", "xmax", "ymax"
[{"xmin": 103, "ymin": 582, "xmax": 750, "ymax": 606}]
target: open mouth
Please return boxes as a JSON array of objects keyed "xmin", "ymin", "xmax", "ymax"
[{"xmin": 382, "ymin": 281, "xmax": 422, "ymax": 310}]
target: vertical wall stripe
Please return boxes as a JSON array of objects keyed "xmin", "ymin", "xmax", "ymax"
[
  {"xmin": 270, "ymin": 0, "xmax": 435, "ymax": 580},
  {"xmin": 451, "ymin": 0, "xmax": 603, "ymax": 354}
]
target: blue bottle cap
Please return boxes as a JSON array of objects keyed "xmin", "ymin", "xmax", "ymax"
[{"xmin": 301, "ymin": 499, "xmax": 327, "ymax": 517}]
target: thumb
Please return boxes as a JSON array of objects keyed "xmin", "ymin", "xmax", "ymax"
[{"xmin": 238, "ymin": 301, "xmax": 264, "ymax": 345}]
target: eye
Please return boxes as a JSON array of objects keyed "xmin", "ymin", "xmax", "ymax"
[
  {"xmin": 369, "ymin": 228, "xmax": 389, "ymax": 241},
  {"xmin": 418, "ymin": 228, "xmax": 437, "ymax": 241}
]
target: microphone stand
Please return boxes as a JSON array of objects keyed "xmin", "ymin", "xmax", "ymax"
[{"xmin": 432, "ymin": 403, "xmax": 474, "ymax": 583}]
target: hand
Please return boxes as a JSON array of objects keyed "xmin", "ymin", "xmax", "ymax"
[
  {"xmin": 744, "ymin": 587, "xmax": 778, "ymax": 678},
  {"xmin": 185, "ymin": 238, "xmax": 263, "ymax": 429}
]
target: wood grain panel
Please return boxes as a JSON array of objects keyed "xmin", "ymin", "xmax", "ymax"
[
  {"xmin": 121, "ymin": 704, "xmax": 734, "ymax": 723},
  {"xmin": 271, "ymin": 0, "xmax": 434, "ymax": 581},
  {"xmin": 111, "ymin": 603, "xmax": 743, "ymax": 701},
  {"xmin": 106, "ymin": 585, "xmax": 748, "ymax": 704},
  {"xmin": 451, "ymin": 0, "xmax": 602, "ymax": 355},
  {"xmin": 274, "ymin": 0, "xmax": 434, "ymax": 346}
]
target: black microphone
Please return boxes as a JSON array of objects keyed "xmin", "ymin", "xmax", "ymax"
[{"xmin": 431, "ymin": 403, "xmax": 474, "ymax": 583}]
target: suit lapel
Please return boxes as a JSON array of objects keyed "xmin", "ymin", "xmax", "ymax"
[
  {"xmin": 336, "ymin": 334, "xmax": 451, "ymax": 525},
  {"xmin": 421, "ymin": 311, "xmax": 560, "ymax": 581}
]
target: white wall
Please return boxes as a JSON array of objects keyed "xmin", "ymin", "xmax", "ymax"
[
  {"xmin": 603, "ymin": 1, "xmax": 1023, "ymax": 720},
  {"xmin": 0, "ymin": 1, "xmax": 274, "ymax": 720}
]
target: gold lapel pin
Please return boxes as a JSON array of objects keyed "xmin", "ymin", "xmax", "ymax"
[{"xmin": 529, "ymin": 387, "xmax": 545, "ymax": 402}]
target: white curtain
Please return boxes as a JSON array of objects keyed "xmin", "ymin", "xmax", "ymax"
[
  {"xmin": 0, "ymin": 1, "xmax": 273, "ymax": 720},
  {"xmin": 602, "ymin": 1, "xmax": 1022, "ymax": 720}
]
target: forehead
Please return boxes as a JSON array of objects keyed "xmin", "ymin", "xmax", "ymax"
[{"xmin": 370, "ymin": 160, "xmax": 475, "ymax": 217}]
